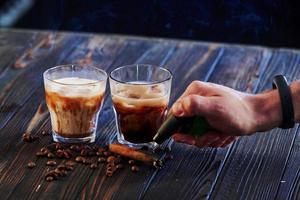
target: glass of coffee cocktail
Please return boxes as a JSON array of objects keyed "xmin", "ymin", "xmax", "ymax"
[
  {"xmin": 109, "ymin": 64, "xmax": 172, "ymax": 149},
  {"xmin": 43, "ymin": 65, "xmax": 107, "ymax": 143}
]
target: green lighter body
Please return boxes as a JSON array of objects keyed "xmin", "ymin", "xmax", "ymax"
[{"xmin": 153, "ymin": 114, "xmax": 211, "ymax": 144}]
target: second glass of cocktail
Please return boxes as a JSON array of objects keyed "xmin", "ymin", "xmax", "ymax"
[{"xmin": 109, "ymin": 64, "xmax": 172, "ymax": 149}]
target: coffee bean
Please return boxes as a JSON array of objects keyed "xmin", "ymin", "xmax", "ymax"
[
  {"xmin": 56, "ymin": 149, "xmax": 64, "ymax": 158},
  {"xmin": 70, "ymin": 145, "xmax": 81, "ymax": 152},
  {"xmin": 75, "ymin": 156, "xmax": 84, "ymax": 163},
  {"xmin": 98, "ymin": 157, "xmax": 106, "ymax": 163},
  {"xmin": 116, "ymin": 164, "xmax": 124, "ymax": 169},
  {"xmin": 36, "ymin": 151, "xmax": 46, "ymax": 157},
  {"xmin": 22, "ymin": 132, "xmax": 35, "ymax": 142},
  {"xmin": 27, "ymin": 161, "xmax": 36, "ymax": 168},
  {"xmin": 90, "ymin": 163, "xmax": 98, "ymax": 169},
  {"xmin": 40, "ymin": 147, "xmax": 48, "ymax": 153},
  {"xmin": 131, "ymin": 165, "xmax": 139, "ymax": 172},
  {"xmin": 46, "ymin": 170, "xmax": 58, "ymax": 179},
  {"xmin": 107, "ymin": 156, "xmax": 116, "ymax": 163},
  {"xmin": 47, "ymin": 152, "xmax": 55, "ymax": 158},
  {"xmin": 128, "ymin": 160, "xmax": 135, "ymax": 165},
  {"xmin": 46, "ymin": 176, "xmax": 54, "ymax": 182},
  {"xmin": 80, "ymin": 149, "xmax": 88, "ymax": 156},
  {"xmin": 63, "ymin": 151, "xmax": 71, "ymax": 159},
  {"xmin": 46, "ymin": 160, "xmax": 57, "ymax": 166}
]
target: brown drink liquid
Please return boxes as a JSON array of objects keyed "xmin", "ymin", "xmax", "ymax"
[
  {"xmin": 112, "ymin": 83, "xmax": 168, "ymax": 143},
  {"xmin": 45, "ymin": 77, "xmax": 105, "ymax": 138}
]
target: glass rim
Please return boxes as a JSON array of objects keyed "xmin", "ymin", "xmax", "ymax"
[
  {"xmin": 109, "ymin": 64, "xmax": 172, "ymax": 85},
  {"xmin": 43, "ymin": 64, "xmax": 107, "ymax": 86}
]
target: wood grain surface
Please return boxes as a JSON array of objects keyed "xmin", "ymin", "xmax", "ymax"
[{"xmin": 0, "ymin": 29, "xmax": 299, "ymax": 200}]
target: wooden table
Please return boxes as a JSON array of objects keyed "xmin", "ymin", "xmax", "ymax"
[{"xmin": 0, "ymin": 29, "xmax": 299, "ymax": 200}]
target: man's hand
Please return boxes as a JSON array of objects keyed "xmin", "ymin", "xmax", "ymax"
[{"xmin": 171, "ymin": 81, "xmax": 282, "ymax": 148}]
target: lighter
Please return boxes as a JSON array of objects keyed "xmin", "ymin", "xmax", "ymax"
[{"xmin": 153, "ymin": 113, "xmax": 212, "ymax": 144}]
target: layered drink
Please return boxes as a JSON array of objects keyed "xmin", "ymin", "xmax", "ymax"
[
  {"xmin": 111, "ymin": 83, "xmax": 169, "ymax": 144},
  {"xmin": 43, "ymin": 65, "xmax": 107, "ymax": 143}
]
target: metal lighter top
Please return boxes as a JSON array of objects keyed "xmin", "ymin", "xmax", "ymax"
[{"xmin": 153, "ymin": 113, "xmax": 212, "ymax": 144}]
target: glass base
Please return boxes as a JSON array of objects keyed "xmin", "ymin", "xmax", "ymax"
[
  {"xmin": 117, "ymin": 132, "xmax": 159, "ymax": 150},
  {"xmin": 52, "ymin": 131, "xmax": 96, "ymax": 143}
]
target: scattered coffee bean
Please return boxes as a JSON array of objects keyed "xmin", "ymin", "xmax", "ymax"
[
  {"xmin": 80, "ymin": 149, "xmax": 88, "ymax": 156},
  {"xmin": 36, "ymin": 151, "xmax": 46, "ymax": 157},
  {"xmin": 22, "ymin": 132, "xmax": 36, "ymax": 142},
  {"xmin": 27, "ymin": 161, "xmax": 36, "ymax": 168},
  {"xmin": 75, "ymin": 156, "xmax": 84, "ymax": 163},
  {"xmin": 57, "ymin": 164, "xmax": 66, "ymax": 170},
  {"xmin": 47, "ymin": 152, "xmax": 55, "ymax": 158},
  {"xmin": 128, "ymin": 160, "xmax": 135, "ymax": 165},
  {"xmin": 63, "ymin": 151, "xmax": 71, "ymax": 159},
  {"xmin": 107, "ymin": 156, "xmax": 116, "ymax": 163},
  {"xmin": 55, "ymin": 149, "xmax": 63, "ymax": 158},
  {"xmin": 46, "ymin": 160, "xmax": 57, "ymax": 166},
  {"xmin": 90, "ymin": 163, "xmax": 98, "ymax": 169},
  {"xmin": 46, "ymin": 176, "xmax": 54, "ymax": 182},
  {"xmin": 98, "ymin": 157, "xmax": 106, "ymax": 163},
  {"xmin": 131, "ymin": 165, "xmax": 139, "ymax": 172},
  {"xmin": 40, "ymin": 147, "xmax": 48, "ymax": 153},
  {"xmin": 70, "ymin": 145, "xmax": 81, "ymax": 152}
]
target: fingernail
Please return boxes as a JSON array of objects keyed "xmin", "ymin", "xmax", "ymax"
[{"xmin": 173, "ymin": 102, "xmax": 184, "ymax": 116}]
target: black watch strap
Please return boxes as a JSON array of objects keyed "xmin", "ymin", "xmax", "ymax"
[{"xmin": 272, "ymin": 75, "xmax": 295, "ymax": 129}]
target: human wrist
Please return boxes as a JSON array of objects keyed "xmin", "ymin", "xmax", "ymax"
[
  {"xmin": 246, "ymin": 90, "xmax": 282, "ymax": 133},
  {"xmin": 290, "ymin": 81, "xmax": 300, "ymax": 122}
]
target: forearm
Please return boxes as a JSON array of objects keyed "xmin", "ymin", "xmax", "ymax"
[{"xmin": 248, "ymin": 81, "xmax": 300, "ymax": 133}]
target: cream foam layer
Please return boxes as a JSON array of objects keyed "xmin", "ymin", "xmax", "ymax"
[
  {"xmin": 112, "ymin": 84, "xmax": 169, "ymax": 107},
  {"xmin": 45, "ymin": 77, "xmax": 105, "ymax": 97}
]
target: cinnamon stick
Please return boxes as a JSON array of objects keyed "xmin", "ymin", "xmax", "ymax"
[{"xmin": 109, "ymin": 143, "xmax": 163, "ymax": 168}]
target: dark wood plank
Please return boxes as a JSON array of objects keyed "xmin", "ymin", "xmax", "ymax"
[
  {"xmin": 143, "ymin": 46, "xmax": 272, "ymax": 200},
  {"xmin": 208, "ymin": 50, "xmax": 300, "ymax": 200}
]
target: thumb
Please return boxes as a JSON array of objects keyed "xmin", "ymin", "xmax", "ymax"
[{"xmin": 171, "ymin": 94, "xmax": 212, "ymax": 117}]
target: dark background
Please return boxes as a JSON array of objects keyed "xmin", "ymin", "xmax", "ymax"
[{"xmin": 4, "ymin": 0, "xmax": 300, "ymax": 48}]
